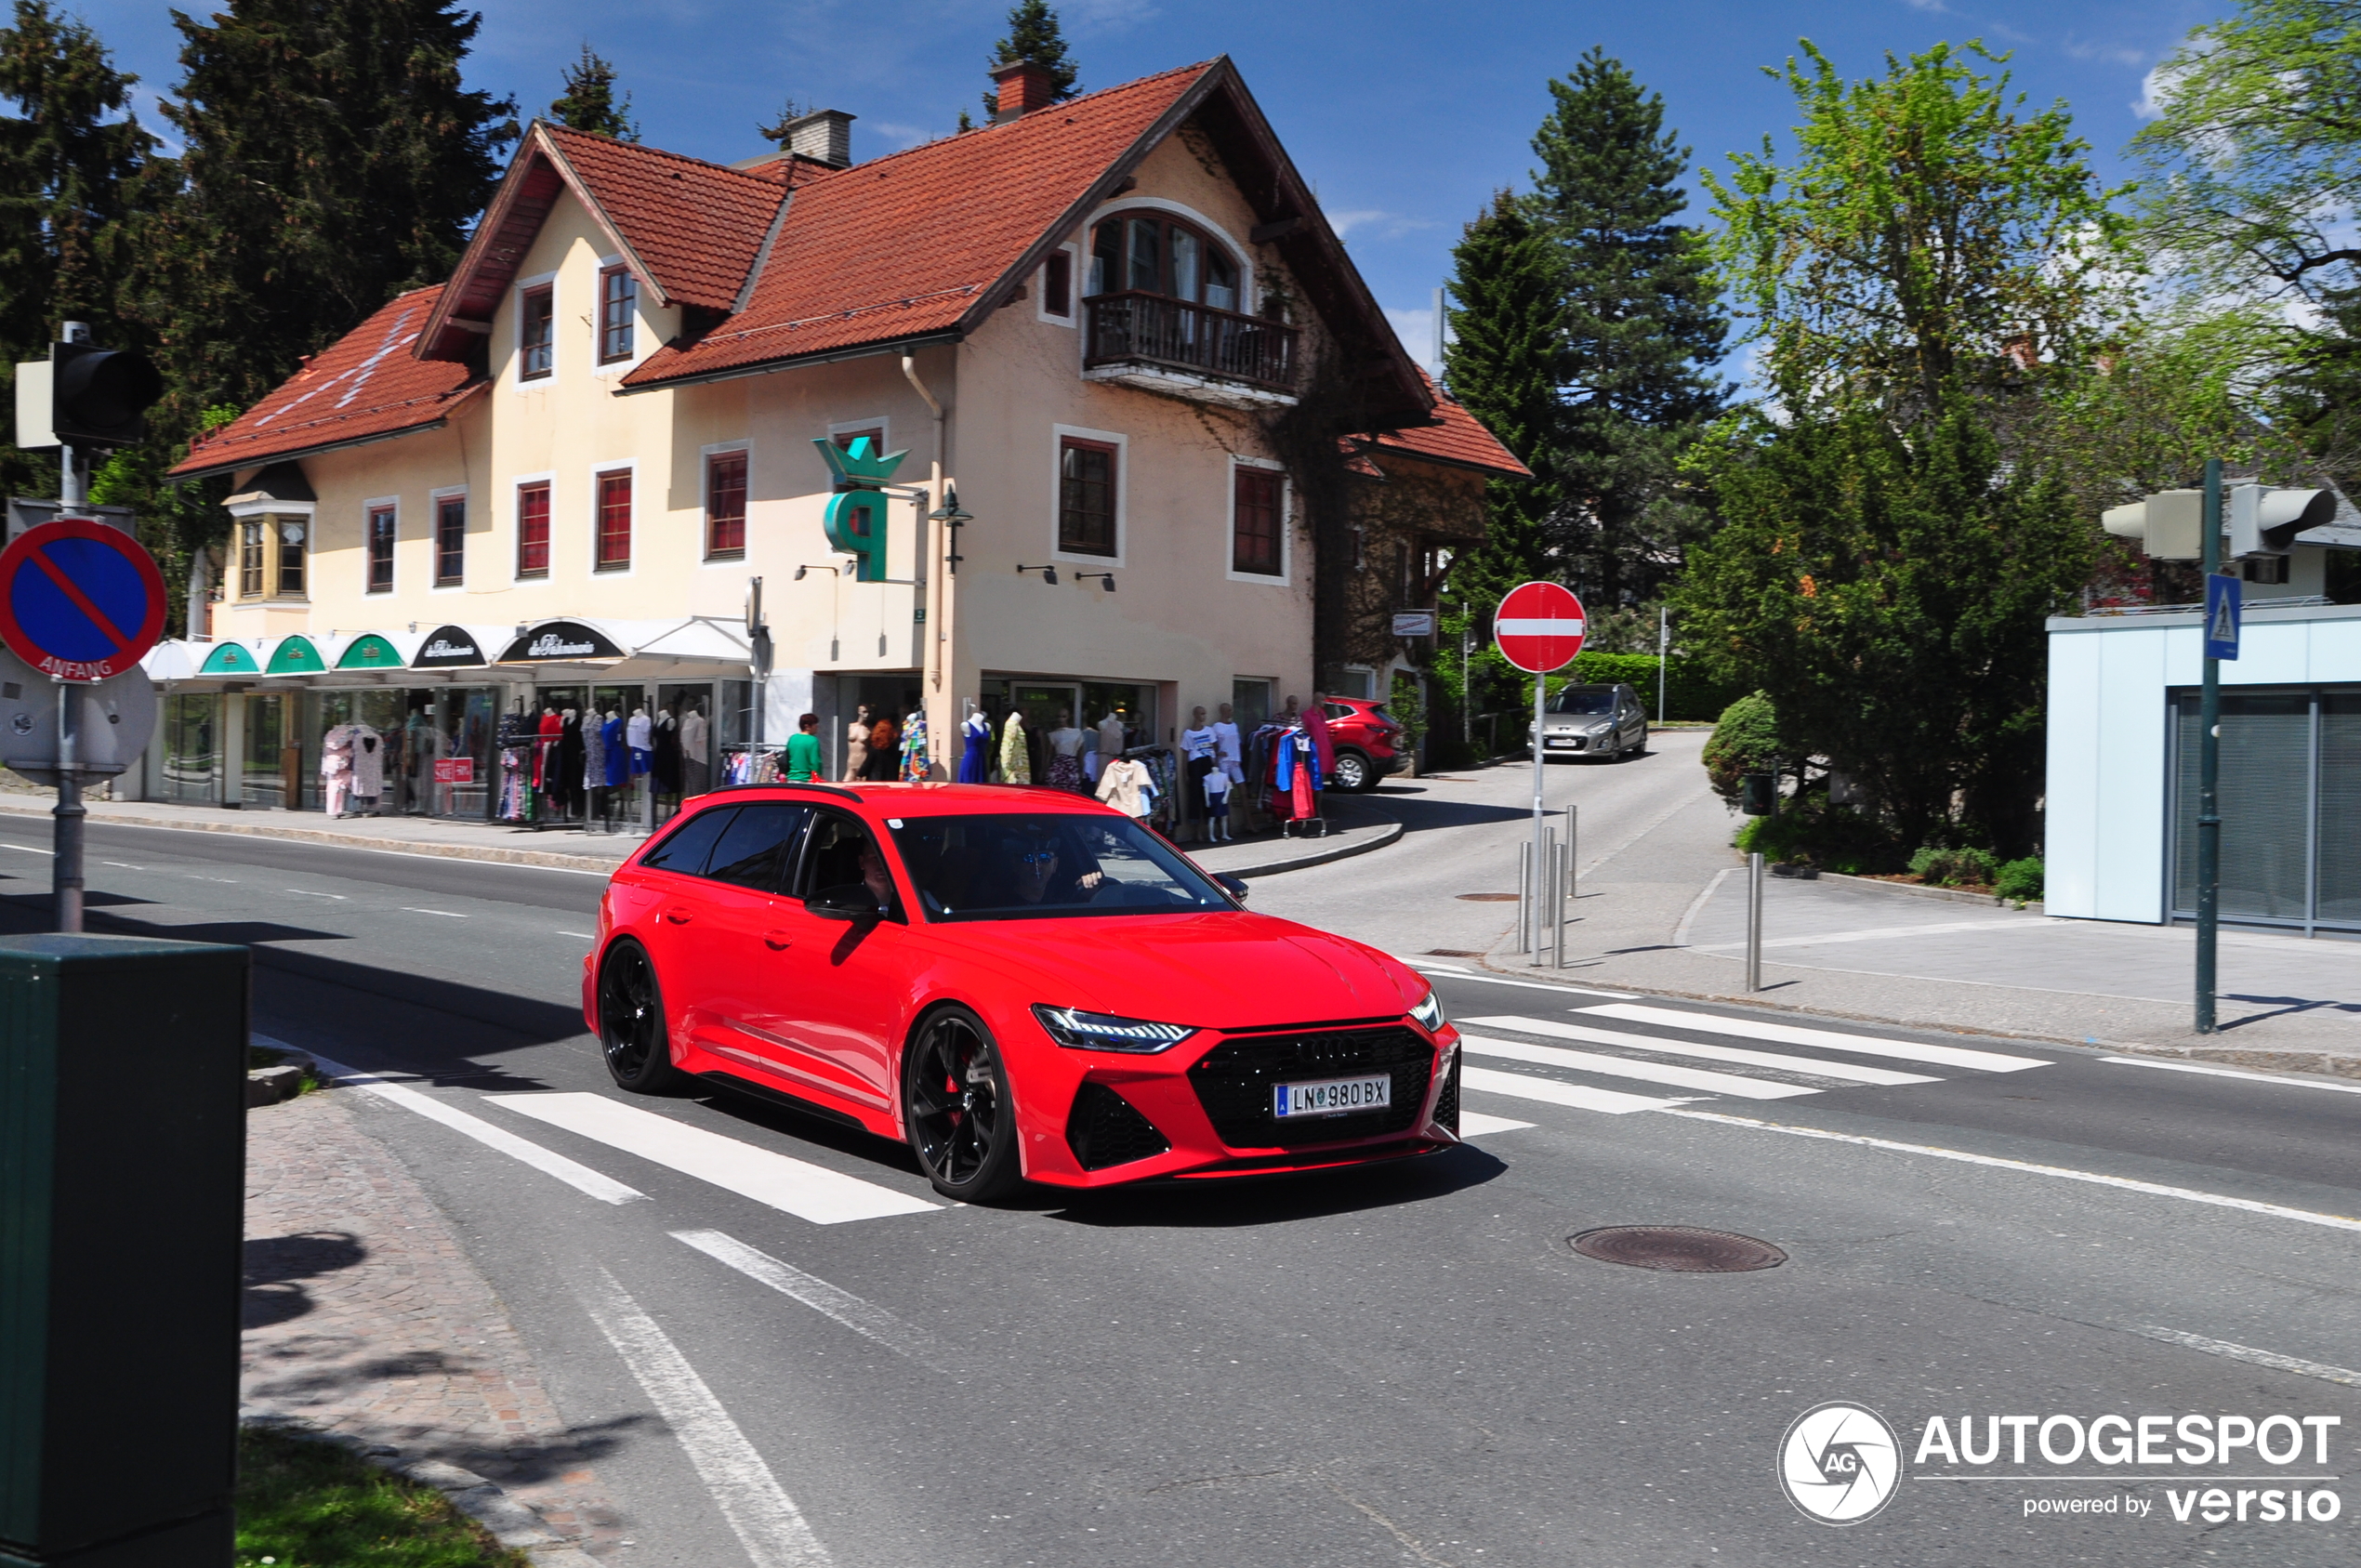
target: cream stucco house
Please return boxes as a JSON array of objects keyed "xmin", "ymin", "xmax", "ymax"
[{"xmin": 144, "ymin": 56, "xmax": 1521, "ymax": 828}]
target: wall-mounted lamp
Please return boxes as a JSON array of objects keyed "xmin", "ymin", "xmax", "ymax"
[
  {"xmin": 793, "ymin": 563, "xmax": 843, "ymax": 582},
  {"xmin": 927, "ymin": 485, "xmax": 972, "ymax": 575},
  {"xmin": 1075, "ymin": 572, "xmax": 1115, "ymax": 593},
  {"xmin": 1016, "ymin": 563, "xmax": 1059, "ymax": 586}
]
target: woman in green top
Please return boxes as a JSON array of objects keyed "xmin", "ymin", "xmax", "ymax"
[{"xmin": 785, "ymin": 712, "xmax": 824, "ymax": 783}]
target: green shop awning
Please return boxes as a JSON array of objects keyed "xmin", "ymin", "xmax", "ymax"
[
  {"xmin": 335, "ymin": 633, "xmax": 404, "ymax": 670},
  {"xmin": 197, "ymin": 641, "xmax": 263, "ymax": 677},
  {"xmin": 264, "ymin": 636, "xmax": 326, "ymax": 675}
]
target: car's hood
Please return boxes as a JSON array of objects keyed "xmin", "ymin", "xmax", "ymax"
[{"xmin": 923, "ymin": 911, "xmax": 1425, "ymax": 1031}]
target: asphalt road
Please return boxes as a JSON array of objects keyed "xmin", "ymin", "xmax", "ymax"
[{"xmin": 5, "ymin": 805, "xmax": 2355, "ymax": 1567}]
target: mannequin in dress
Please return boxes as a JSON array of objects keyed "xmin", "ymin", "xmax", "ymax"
[
  {"xmin": 958, "ymin": 704, "xmax": 990, "ymax": 783},
  {"xmin": 679, "ymin": 699, "xmax": 708, "ymax": 797},
  {"xmin": 1046, "ymin": 707, "xmax": 1086, "ymax": 790},
  {"xmin": 844, "ymin": 705, "xmax": 871, "ymax": 782},
  {"xmin": 1180, "ymin": 705, "xmax": 1217, "ymax": 835},
  {"xmin": 1095, "ymin": 710, "xmax": 1128, "ymax": 773},
  {"xmin": 997, "ymin": 709, "xmax": 1030, "ymax": 784}
]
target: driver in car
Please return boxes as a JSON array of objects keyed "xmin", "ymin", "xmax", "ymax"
[{"xmin": 1008, "ymin": 828, "xmax": 1105, "ymax": 906}]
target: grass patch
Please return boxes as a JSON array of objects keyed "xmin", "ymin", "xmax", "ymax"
[{"xmin": 236, "ymin": 1427, "xmax": 531, "ymax": 1568}]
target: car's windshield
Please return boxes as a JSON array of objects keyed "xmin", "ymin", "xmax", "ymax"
[
  {"xmin": 887, "ymin": 812, "xmax": 1233, "ymax": 922},
  {"xmin": 1548, "ymin": 688, "xmax": 1616, "ymax": 715}
]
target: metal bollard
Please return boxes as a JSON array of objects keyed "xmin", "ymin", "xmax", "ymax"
[
  {"xmin": 1533, "ymin": 826, "xmax": 1555, "ymax": 966},
  {"xmin": 1516, "ymin": 841, "xmax": 1531, "ymax": 954},
  {"xmin": 1746, "ymin": 850, "xmax": 1764, "ymax": 992},
  {"xmin": 1567, "ymin": 804, "xmax": 1578, "ymax": 906},
  {"xmin": 1554, "ymin": 837, "xmax": 1570, "ymax": 968}
]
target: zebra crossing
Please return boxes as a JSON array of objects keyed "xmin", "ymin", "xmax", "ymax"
[{"xmin": 1446, "ymin": 1001, "xmax": 2051, "ymax": 1132}]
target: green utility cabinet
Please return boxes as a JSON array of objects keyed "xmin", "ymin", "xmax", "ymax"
[{"xmin": 1, "ymin": 935, "xmax": 248, "ymax": 1567}]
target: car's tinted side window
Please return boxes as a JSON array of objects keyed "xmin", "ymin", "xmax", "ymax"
[
  {"xmin": 706, "ymin": 804, "xmax": 812, "ymax": 891},
  {"xmin": 794, "ymin": 810, "xmax": 898, "ymax": 916},
  {"xmin": 641, "ymin": 807, "xmax": 737, "ymax": 876}
]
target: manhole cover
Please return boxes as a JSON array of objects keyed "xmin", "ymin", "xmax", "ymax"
[
  {"xmin": 1425, "ymin": 948, "xmax": 1484, "ymax": 957},
  {"xmin": 1456, "ymin": 892, "xmax": 1522, "ymax": 903},
  {"xmin": 1570, "ymin": 1226, "xmax": 1787, "ymax": 1272}
]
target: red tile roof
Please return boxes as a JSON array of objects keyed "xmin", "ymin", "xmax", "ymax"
[
  {"xmin": 537, "ymin": 124, "xmax": 786, "ymax": 311},
  {"xmin": 171, "ymin": 288, "xmax": 481, "ymax": 478},
  {"xmin": 621, "ymin": 63, "xmax": 1211, "ymax": 386},
  {"xmin": 1353, "ymin": 371, "xmax": 1530, "ymax": 479}
]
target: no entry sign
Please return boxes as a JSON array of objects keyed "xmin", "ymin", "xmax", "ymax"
[
  {"xmin": 1494, "ymin": 581, "xmax": 1588, "ymax": 673},
  {"xmin": 0, "ymin": 518, "xmax": 167, "ymax": 680}
]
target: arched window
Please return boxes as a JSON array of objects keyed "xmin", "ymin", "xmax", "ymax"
[{"xmin": 1087, "ymin": 213, "xmax": 1242, "ymax": 313}]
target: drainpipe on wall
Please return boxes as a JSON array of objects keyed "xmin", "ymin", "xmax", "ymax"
[
  {"xmin": 901, "ymin": 351, "xmax": 950, "ymax": 748},
  {"xmin": 186, "ymin": 549, "xmax": 212, "ymax": 640}
]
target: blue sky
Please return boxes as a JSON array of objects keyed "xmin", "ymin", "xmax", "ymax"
[{"xmin": 67, "ymin": 0, "xmax": 2232, "ymax": 374}]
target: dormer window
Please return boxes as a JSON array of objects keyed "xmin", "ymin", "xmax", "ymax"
[{"xmin": 1087, "ymin": 214, "xmax": 1240, "ymax": 312}]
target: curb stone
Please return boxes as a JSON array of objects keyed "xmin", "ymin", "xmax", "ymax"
[
  {"xmin": 1230, "ymin": 819, "xmax": 1403, "ymax": 879},
  {"xmin": 239, "ymin": 1411, "xmax": 600, "ymax": 1565}
]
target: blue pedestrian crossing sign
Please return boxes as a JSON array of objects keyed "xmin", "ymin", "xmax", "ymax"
[
  {"xmin": 0, "ymin": 518, "xmax": 167, "ymax": 680},
  {"xmin": 2203, "ymin": 572, "xmax": 2241, "ymax": 662}
]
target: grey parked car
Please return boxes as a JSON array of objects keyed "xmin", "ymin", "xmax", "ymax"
[{"xmin": 1535, "ymin": 682, "xmax": 1648, "ymax": 762}]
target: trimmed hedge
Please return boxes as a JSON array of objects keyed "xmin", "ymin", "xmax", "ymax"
[{"xmin": 1560, "ymin": 652, "xmax": 1746, "ymax": 723}]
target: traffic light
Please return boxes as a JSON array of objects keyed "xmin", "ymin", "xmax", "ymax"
[
  {"xmin": 12, "ymin": 335, "xmax": 163, "ymax": 450},
  {"xmin": 2227, "ymin": 483, "xmax": 2334, "ymax": 560},
  {"xmin": 2101, "ymin": 490, "xmax": 2202, "ymax": 560}
]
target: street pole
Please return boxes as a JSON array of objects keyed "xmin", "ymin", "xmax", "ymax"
[
  {"xmin": 54, "ymin": 433, "xmax": 85, "ymax": 933},
  {"xmin": 1532, "ymin": 668, "xmax": 1546, "ymax": 955},
  {"xmin": 1656, "ymin": 606, "xmax": 1669, "ymax": 724},
  {"xmin": 2196, "ymin": 458, "xmax": 2223, "ymax": 1034},
  {"xmin": 1746, "ymin": 850, "xmax": 1764, "ymax": 992}
]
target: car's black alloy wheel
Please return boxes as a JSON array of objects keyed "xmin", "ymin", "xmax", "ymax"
[
  {"xmin": 904, "ymin": 1007, "xmax": 1022, "ymax": 1201},
  {"xmin": 599, "ymin": 940, "xmax": 680, "ymax": 1093}
]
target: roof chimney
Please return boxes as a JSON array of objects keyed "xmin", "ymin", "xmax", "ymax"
[
  {"xmin": 783, "ymin": 109, "xmax": 855, "ymax": 168},
  {"xmin": 992, "ymin": 59, "xmax": 1056, "ymax": 123}
]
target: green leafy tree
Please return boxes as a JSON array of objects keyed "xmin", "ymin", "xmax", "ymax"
[
  {"xmin": 1444, "ymin": 191, "xmax": 1560, "ymax": 604},
  {"xmin": 550, "ymin": 43, "xmax": 636, "ymax": 141},
  {"xmin": 1675, "ymin": 402, "xmax": 2094, "ymax": 854},
  {"xmin": 0, "ymin": 0, "xmax": 155, "ymax": 496},
  {"xmin": 1704, "ymin": 40, "xmax": 2131, "ymax": 422},
  {"xmin": 1527, "ymin": 47, "xmax": 1727, "ymax": 606},
  {"xmin": 980, "ymin": 0, "xmax": 1077, "ymax": 119}
]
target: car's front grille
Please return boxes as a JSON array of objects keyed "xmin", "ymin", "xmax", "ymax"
[
  {"xmin": 1064, "ymin": 1081, "xmax": 1170, "ymax": 1170},
  {"xmin": 1187, "ymin": 1024, "xmax": 1433, "ymax": 1149},
  {"xmin": 1431, "ymin": 1051, "xmax": 1459, "ymax": 1134}
]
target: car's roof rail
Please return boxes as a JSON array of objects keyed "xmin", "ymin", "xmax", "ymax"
[{"xmin": 706, "ymin": 781, "xmax": 864, "ymax": 803}]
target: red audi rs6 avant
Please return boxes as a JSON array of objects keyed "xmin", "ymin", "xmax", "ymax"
[{"xmin": 581, "ymin": 782, "xmax": 1461, "ymax": 1201}]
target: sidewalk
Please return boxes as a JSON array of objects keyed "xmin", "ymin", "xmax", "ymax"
[
  {"xmin": 244, "ymin": 1080, "xmax": 625, "ymax": 1560},
  {"xmin": 1484, "ymin": 783, "xmax": 2361, "ymax": 1076},
  {"xmin": 0, "ymin": 784, "xmax": 1399, "ymax": 879}
]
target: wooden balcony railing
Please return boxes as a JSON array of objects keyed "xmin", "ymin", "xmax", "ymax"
[{"xmin": 1084, "ymin": 292, "xmax": 1299, "ymax": 392}]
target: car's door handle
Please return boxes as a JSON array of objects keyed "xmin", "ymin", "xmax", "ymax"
[
  {"xmin": 763, "ymin": 930, "xmax": 792, "ymax": 950},
  {"xmin": 665, "ymin": 907, "xmax": 692, "ymax": 924}
]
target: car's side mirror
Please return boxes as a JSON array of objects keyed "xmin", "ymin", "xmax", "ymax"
[{"xmin": 1214, "ymin": 874, "xmax": 1248, "ymax": 903}]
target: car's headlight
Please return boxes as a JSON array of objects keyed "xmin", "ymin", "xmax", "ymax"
[
  {"xmin": 1031, "ymin": 1005, "xmax": 1196, "ymax": 1053},
  {"xmin": 1408, "ymin": 988, "xmax": 1445, "ymax": 1033}
]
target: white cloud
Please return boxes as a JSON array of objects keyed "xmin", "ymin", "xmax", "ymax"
[
  {"xmin": 2133, "ymin": 65, "xmax": 2170, "ymax": 120},
  {"xmin": 1901, "ymin": 0, "xmax": 1948, "ymax": 13},
  {"xmin": 868, "ymin": 120, "xmax": 937, "ymax": 149},
  {"xmin": 1385, "ymin": 305, "xmax": 1440, "ymax": 376},
  {"xmin": 2063, "ymin": 39, "xmax": 2149, "ymax": 69},
  {"xmin": 1329, "ymin": 209, "xmax": 1438, "ymax": 243}
]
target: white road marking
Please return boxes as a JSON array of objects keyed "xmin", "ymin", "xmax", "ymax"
[
  {"xmin": 1459, "ymin": 1034, "xmax": 1819, "ymax": 1100},
  {"xmin": 672, "ymin": 1229, "xmax": 955, "ymax": 1372},
  {"xmin": 1660, "ymin": 1108, "xmax": 2361, "ymax": 1233},
  {"xmin": 1671, "ymin": 867, "xmax": 1734, "ymax": 948},
  {"xmin": 1461, "ymin": 1015, "xmax": 1939, "ymax": 1086},
  {"xmin": 1460, "ymin": 1064, "xmax": 1693, "ymax": 1114},
  {"xmin": 586, "ymin": 1268, "xmax": 834, "ymax": 1568},
  {"xmin": 2130, "ymin": 1326, "xmax": 2361, "ymax": 1389},
  {"xmin": 1691, "ymin": 916, "xmax": 2071, "ymax": 953},
  {"xmin": 284, "ymin": 889, "xmax": 348, "ymax": 899},
  {"xmin": 558, "ymin": 929, "xmax": 598, "ymax": 940},
  {"xmin": 0, "ymin": 841, "xmax": 53, "ymax": 855},
  {"xmin": 1456, "ymin": 1110, "xmax": 1536, "ymax": 1137},
  {"xmin": 486, "ymin": 1093, "xmax": 939, "ymax": 1224},
  {"xmin": 293, "ymin": 1049, "xmax": 646, "ymax": 1206},
  {"xmin": 402, "ymin": 906, "xmax": 468, "ymax": 917},
  {"xmin": 2102, "ymin": 1056, "xmax": 2361, "ymax": 1096},
  {"xmin": 191, "ymin": 875, "xmax": 236, "ymax": 882},
  {"xmin": 1410, "ymin": 968, "xmax": 1638, "ymax": 999},
  {"xmin": 101, "ymin": 861, "xmax": 142, "ymax": 869},
  {"xmin": 1578, "ymin": 1003, "xmax": 2050, "ymax": 1073}
]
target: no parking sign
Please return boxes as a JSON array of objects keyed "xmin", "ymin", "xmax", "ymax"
[{"xmin": 0, "ymin": 518, "xmax": 167, "ymax": 680}]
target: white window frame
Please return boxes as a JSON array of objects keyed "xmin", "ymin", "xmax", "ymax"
[
  {"xmin": 588, "ymin": 459, "xmax": 639, "ymax": 577},
  {"xmin": 1050, "ymin": 423, "xmax": 1128, "ymax": 568},
  {"xmin": 509, "ymin": 469, "xmax": 557, "ymax": 584},
  {"xmin": 1037, "ymin": 242, "xmax": 1080, "ymax": 327},
  {"xmin": 1336, "ymin": 665, "xmax": 1378, "ymax": 702},
  {"xmin": 1079, "ymin": 197, "xmax": 1256, "ymax": 313},
  {"xmin": 591, "ymin": 254, "xmax": 647, "ymax": 378},
  {"xmin": 700, "ymin": 440, "xmax": 751, "ymax": 566},
  {"xmin": 427, "ymin": 483, "xmax": 468, "ymax": 593},
  {"xmin": 361, "ymin": 494, "xmax": 400, "ymax": 597},
  {"xmin": 512, "ymin": 270, "xmax": 558, "ymax": 389},
  {"xmin": 1224, "ymin": 455, "xmax": 1291, "ymax": 586}
]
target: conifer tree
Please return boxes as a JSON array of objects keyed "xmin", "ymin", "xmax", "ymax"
[
  {"xmin": 756, "ymin": 96, "xmax": 810, "ymax": 150},
  {"xmin": 1444, "ymin": 191, "xmax": 1563, "ymax": 601},
  {"xmin": 1527, "ymin": 47, "xmax": 1726, "ymax": 606},
  {"xmin": 550, "ymin": 43, "xmax": 637, "ymax": 141},
  {"xmin": 980, "ymin": 0, "xmax": 1078, "ymax": 119},
  {"xmin": 0, "ymin": 0, "xmax": 155, "ymax": 494}
]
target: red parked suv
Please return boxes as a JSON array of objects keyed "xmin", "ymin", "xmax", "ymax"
[{"xmin": 1318, "ymin": 696, "xmax": 1407, "ymax": 792}]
